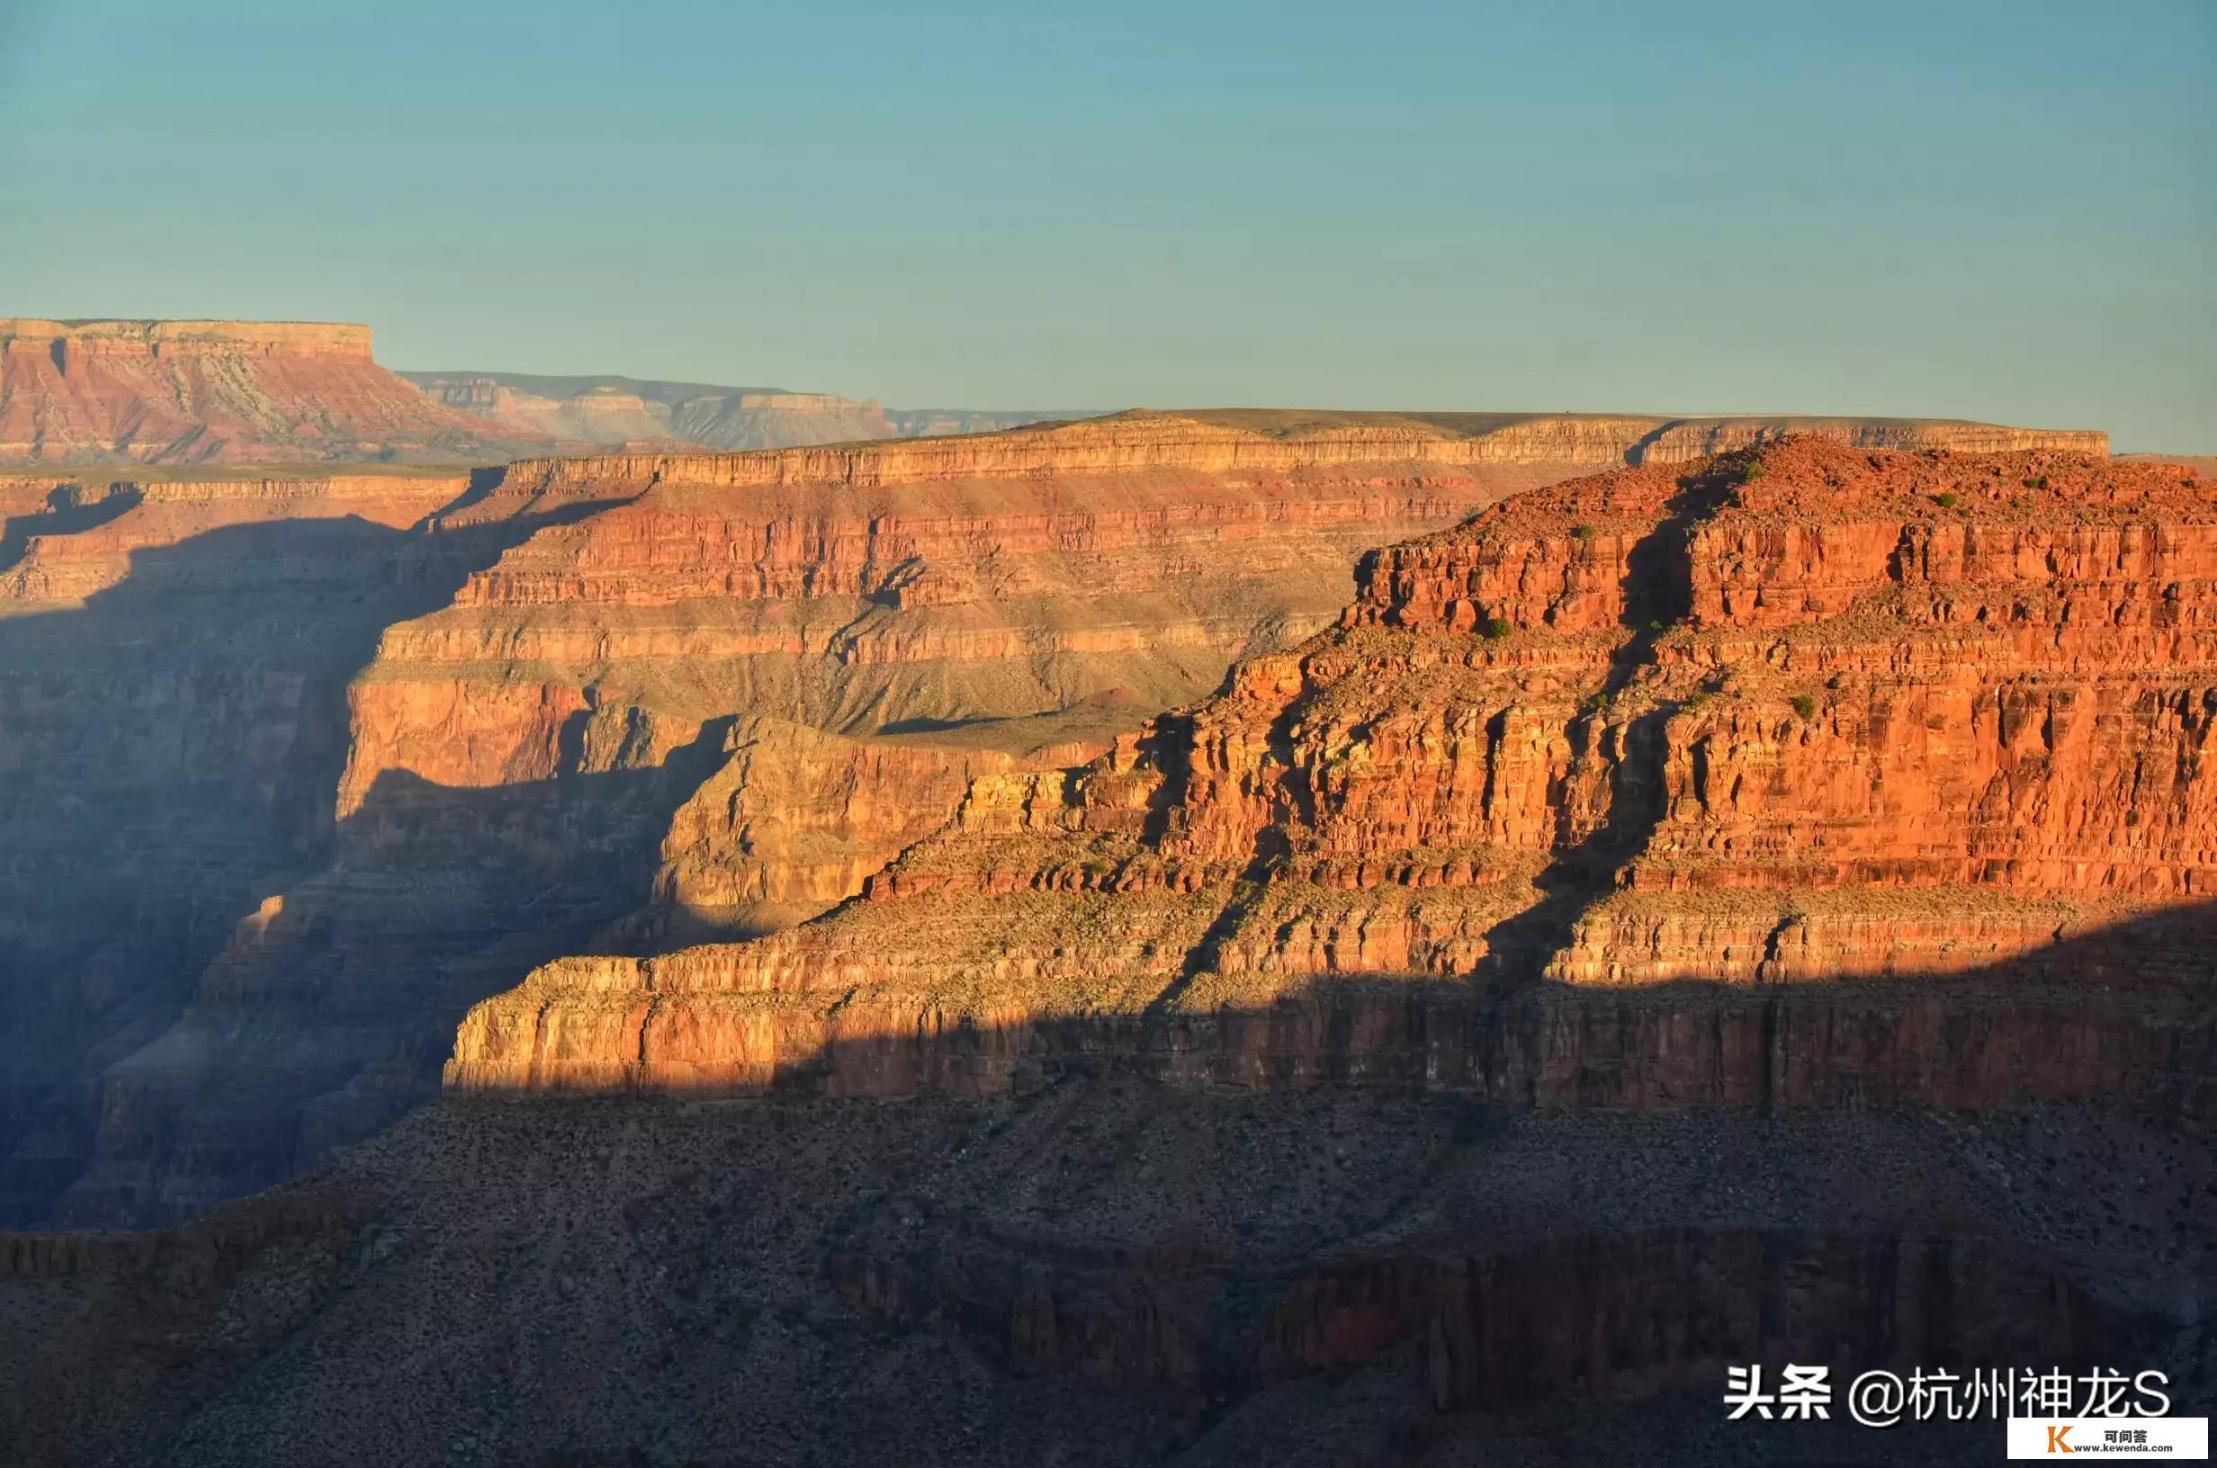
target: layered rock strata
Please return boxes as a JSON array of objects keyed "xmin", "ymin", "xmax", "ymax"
[
  {"xmin": 0, "ymin": 319, "xmax": 541, "ymax": 464},
  {"xmin": 3, "ymin": 416, "xmax": 2150, "ymax": 1226},
  {"xmin": 26, "ymin": 414, "xmax": 1539, "ymax": 1224},
  {"xmin": 449, "ymin": 439, "xmax": 2214, "ymax": 1111}
]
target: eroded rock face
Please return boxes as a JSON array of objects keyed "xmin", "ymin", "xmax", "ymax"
[
  {"xmin": 0, "ymin": 468, "xmax": 592, "ymax": 1225},
  {"xmin": 8, "ymin": 413, "xmax": 1560, "ymax": 1225},
  {"xmin": 0, "ymin": 319, "xmax": 542, "ymax": 464},
  {"xmin": 0, "ymin": 417, "xmax": 2163, "ymax": 1228},
  {"xmin": 1, "ymin": 427, "xmax": 2209, "ymax": 1465},
  {"xmin": 448, "ymin": 439, "xmax": 2214, "ymax": 1108}
]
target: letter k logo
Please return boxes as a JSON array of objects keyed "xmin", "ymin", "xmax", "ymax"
[{"xmin": 2046, "ymin": 1424, "xmax": 2073, "ymax": 1453}]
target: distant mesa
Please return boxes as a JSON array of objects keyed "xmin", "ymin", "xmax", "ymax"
[
  {"xmin": 0, "ymin": 317, "xmax": 544, "ymax": 466},
  {"xmin": 402, "ymin": 367, "xmax": 1090, "ymax": 451}
]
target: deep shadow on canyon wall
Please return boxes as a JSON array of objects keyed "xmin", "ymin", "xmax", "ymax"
[{"xmin": 0, "ymin": 495, "xmax": 681, "ymax": 1225}]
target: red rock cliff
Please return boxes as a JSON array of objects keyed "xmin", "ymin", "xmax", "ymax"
[
  {"xmin": 0, "ymin": 318, "xmax": 543, "ymax": 464},
  {"xmin": 446, "ymin": 439, "xmax": 2214, "ymax": 1110}
]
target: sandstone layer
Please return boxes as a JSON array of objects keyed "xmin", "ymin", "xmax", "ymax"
[
  {"xmin": 448, "ymin": 439, "xmax": 2214, "ymax": 1110},
  {"xmin": 0, "ymin": 319, "xmax": 543, "ymax": 465}
]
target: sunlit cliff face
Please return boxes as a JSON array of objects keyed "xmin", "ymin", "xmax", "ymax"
[{"xmin": 446, "ymin": 439, "xmax": 2213, "ymax": 1106}]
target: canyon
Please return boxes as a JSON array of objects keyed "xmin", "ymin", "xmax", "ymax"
[
  {"xmin": 3, "ymin": 410, "xmax": 2125, "ymax": 1229},
  {"xmin": 0, "ymin": 409, "xmax": 2207, "ymax": 1465},
  {"xmin": 0, "ymin": 406, "xmax": 1598, "ymax": 1229}
]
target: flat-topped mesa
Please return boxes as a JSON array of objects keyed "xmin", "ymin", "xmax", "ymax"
[
  {"xmin": 403, "ymin": 370, "xmax": 930, "ymax": 451},
  {"xmin": 0, "ymin": 318, "xmax": 540, "ymax": 465},
  {"xmin": 447, "ymin": 437, "xmax": 2214, "ymax": 1105},
  {"xmin": 664, "ymin": 390, "xmax": 895, "ymax": 451},
  {"xmin": 1, "ymin": 318, "xmax": 374, "ymax": 364}
]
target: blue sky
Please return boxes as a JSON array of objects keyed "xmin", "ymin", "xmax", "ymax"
[{"xmin": 3, "ymin": 1, "xmax": 2210, "ymax": 447}]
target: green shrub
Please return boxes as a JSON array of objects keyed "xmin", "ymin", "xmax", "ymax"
[
  {"xmin": 1482, "ymin": 615, "xmax": 1514, "ymax": 639},
  {"xmin": 1569, "ymin": 523, "xmax": 1595, "ymax": 541},
  {"xmin": 1789, "ymin": 693, "xmax": 1817, "ymax": 721},
  {"xmin": 1933, "ymin": 492, "xmax": 1959, "ymax": 509}
]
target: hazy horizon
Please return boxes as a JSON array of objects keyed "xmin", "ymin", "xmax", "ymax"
[{"xmin": 4, "ymin": 1, "xmax": 2211, "ymax": 449}]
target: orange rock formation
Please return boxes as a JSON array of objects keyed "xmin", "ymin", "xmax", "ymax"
[
  {"xmin": 446, "ymin": 439, "xmax": 2214, "ymax": 1112},
  {"xmin": 0, "ymin": 319, "xmax": 542, "ymax": 464},
  {"xmin": 0, "ymin": 411, "xmax": 2156, "ymax": 1227},
  {"xmin": 2, "ymin": 425, "xmax": 2209, "ymax": 1468}
]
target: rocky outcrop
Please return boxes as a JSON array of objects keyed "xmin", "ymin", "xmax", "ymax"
[
  {"xmin": 0, "ymin": 319, "xmax": 544, "ymax": 465},
  {"xmin": 448, "ymin": 440, "xmax": 2213, "ymax": 1108}
]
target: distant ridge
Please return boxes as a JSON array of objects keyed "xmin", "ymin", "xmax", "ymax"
[
  {"xmin": 404, "ymin": 367, "xmax": 1091, "ymax": 452},
  {"xmin": 0, "ymin": 318, "xmax": 2110, "ymax": 467}
]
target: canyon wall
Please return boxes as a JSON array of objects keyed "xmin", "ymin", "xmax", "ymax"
[
  {"xmin": 0, "ymin": 467, "xmax": 615, "ymax": 1224},
  {"xmin": 6, "ymin": 414, "xmax": 1541, "ymax": 1225},
  {"xmin": 0, "ymin": 413, "xmax": 2149, "ymax": 1227},
  {"xmin": 464, "ymin": 408, "xmax": 2107, "ymax": 501},
  {"xmin": 448, "ymin": 439, "xmax": 2213, "ymax": 1116},
  {"xmin": 1, "ymin": 1089, "xmax": 2204, "ymax": 1466},
  {"xmin": 1, "ymin": 425, "xmax": 2208, "ymax": 1466}
]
